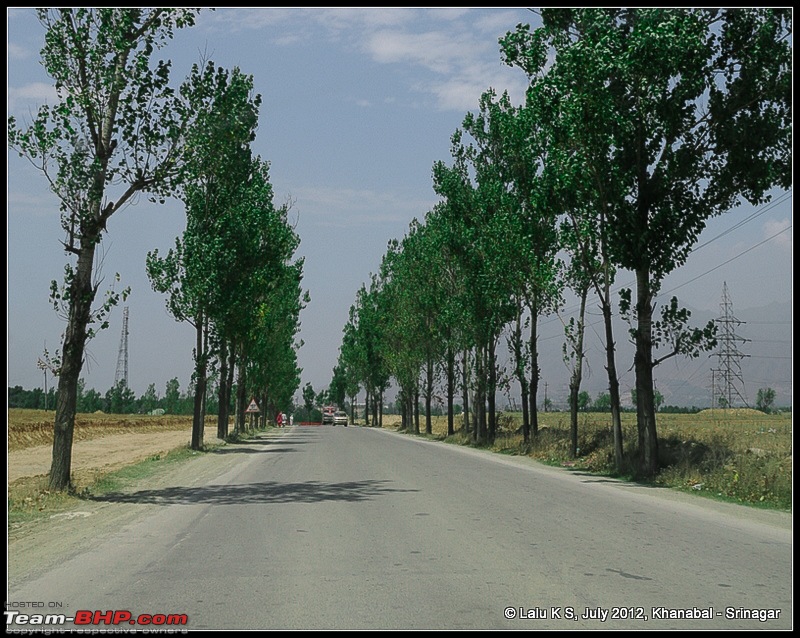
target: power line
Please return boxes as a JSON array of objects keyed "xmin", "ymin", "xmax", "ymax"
[
  {"xmin": 690, "ymin": 190, "xmax": 792, "ymax": 252},
  {"xmin": 544, "ymin": 192, "xmax": 792, "ymax": 320},
  {"xmin": 660, "ymin": 224, "xmax": 792, "ymax": 298}
]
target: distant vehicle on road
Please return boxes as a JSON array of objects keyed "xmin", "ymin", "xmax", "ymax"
[
  {"xmin": 322, "ymin": 406, "xmax": 336, "ymax": 425},
  {"xmin": 333, "ymin": 411, "xmax": 348, "ymax": 427}
]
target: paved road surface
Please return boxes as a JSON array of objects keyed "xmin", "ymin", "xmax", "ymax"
[{"xmin": 7, "ymin": 425, "xmax": 792, "ymax": 630}]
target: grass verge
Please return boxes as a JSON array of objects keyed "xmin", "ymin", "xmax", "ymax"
[
  {"xmin": 382, "ymin": 410, "xmax": 792, "ymax": 511},
  {"xmin": 7, "ymin": 429, "xmax": 270, "ymax": 530}
]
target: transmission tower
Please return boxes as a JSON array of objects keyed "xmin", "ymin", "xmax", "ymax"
[
  {"xmin": 710, "ymin": 283, "xmax": 749, "ymax": 408},
  {"xmin": 115, "ymin": 306, "xmax": 129, "ymax": 387}
]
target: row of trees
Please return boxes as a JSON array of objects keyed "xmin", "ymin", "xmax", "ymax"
[
  {"xmin": 8, "ymin": 9, "xmax": 306, "ymax": 490},
  {"xmin": 145, "ymin": 60, "xmax": 307, "ymax": 450},
  {"xmin": 330, "ymin": 9, "xmax": 791, "ymax": 478},
  {"xmin": 10, "ymin": 378, "xmax": 222, "ymax": 416},
  {"xmin": 10, "ymin": 381, "xmax": 780, "ymax": 417}
]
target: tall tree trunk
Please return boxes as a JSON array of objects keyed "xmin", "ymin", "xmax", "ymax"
[
  {"xmin": 378, "ymin": 389, "xmax": 383, "ymax": 428},
  {"xmin": 446, "ymin": 346, "xmax": 455, "ymax": 437},
  {"xmin": 512, "ymin": 309, "xmax": 530, "ymax": 443},
  {"xmin": 474, "ymin": 345, "xmax": 485, "ymax": 444},
  {"xmin": 191, "ymin": 315, "xmax": 207, "ymax": 450},
  {"xmin": 406, "ymin": 389, "xmax": 414, "ymax": 432},
  {"xmin": 414, "ymin": 386, "xmax": 420, "ymax": 434},
  {"xmin": 425, "ymin": 356, "xmax": 433, "ymax": 435},
  {"xmin": 235, "ymin": 359, "xmax": 247, "ymax": 434},
  {"xmin": 635, "ymin": 267, "xmax": 658, "ymax": 477},
  {"xmin": 217, "ymin": 339, "xmax": 229, "ymax": 440},
  {"xmin": 600, "ymin": 273, "xmax": 624, "ymax": 473},
  {"xmin": 528, "ymin": 299, "xmax": 540, "ymax": 437},
  {"xmin": 260, "ymin": 392, "xmax": 268, "ymax": 429},
  {"xmin": 462, "ymin": 348, "xmax": 470, "ymax": 433},
  {"xmin": 568, "ymin": 285, "xmax": 588, "ymax": 458},
  {"xmin": 487, "ymin": 337, "xmax": 497, "ymax": 443},
  {"xmin": 50, "ymin": 240, "xmax": 99, "ymax": 490}
]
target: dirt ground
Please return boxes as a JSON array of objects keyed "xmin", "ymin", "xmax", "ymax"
[
  {"xmin": 8, "ymin": 426, "xmax": 224, "ymax": 484},
  {"xmin": 7, "ymin": 409, "xmax": 231, "ymax": 485}
]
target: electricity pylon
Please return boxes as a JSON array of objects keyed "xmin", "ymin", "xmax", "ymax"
[
  {"xmin": 710, "ymin": 283, "xmax": 749, "ymax": 408},
  {"xmin": 114, "ymin": 306, "xmax": 129, "ymax": 387}
]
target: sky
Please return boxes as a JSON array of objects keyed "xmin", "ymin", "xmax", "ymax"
[{"xmin": 7, "ymin": 7, "xmax": 793, "ymax": 408}]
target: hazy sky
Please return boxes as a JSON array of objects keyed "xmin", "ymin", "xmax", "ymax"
[{"xmin": 7, "ymin": 8, "xmax": 793, "ymax": 406}]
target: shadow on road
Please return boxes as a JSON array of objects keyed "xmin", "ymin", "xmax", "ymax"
[
  {"xmin": 207, "ymin": 431, "xmax": 316, "ymax": 455},
  {"xmin": 566, "ymin": 470, "xmax": 668, "ymax": 489},
  {"xmin": 88, "ymin": 480, "xmax": 418, "ymax": 506},
  {"xmin": 210, "ymin": 443, "xmax": 304, "ymax": 455}
]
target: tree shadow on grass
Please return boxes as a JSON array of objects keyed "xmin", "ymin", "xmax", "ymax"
[{"xmin": 88, "ymin": 480, "xmax": 418, "ymax": 506}]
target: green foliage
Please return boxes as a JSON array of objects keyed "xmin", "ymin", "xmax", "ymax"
[
  {"xmin": 145, "ymin": 57, "xmax": 307, "ymax": 432},
  {"xmin": 76, "ymin": 379, "xmax": 103, "ymax": 413},
  {"xmin": 302, "ymin": 383, "xmax": 316, "ymax": 412},
  {"xmin": 593, "ymin": 393, "xmax": 612, "ymax": 412},
  {"xmin": 498, "ymin": 8, "xmax": 791, "ymax": 477},
  {"xmin": 756, "ymin": 388, "xmax": 776, "ymax": 414},
  {"xmin": 8, "ymin": 385, "xmax": 56, "ymax": 410},
  {"xmin": 164, "ymin": 377, "xmax": 182, "ymax": 414},
  {"xmin": 8, "ymin": 8, "xmax": 205, "ymax": 489},
  {"xmin": 104, "ymin": 380, "xmax": 138, "ymax": 414},
  {"xmin": 139, "ymin": 383, "xmax": 160, "ymax": 414},
  {"xmin": 293, "ymin": 406, "xmax": 322, "ymax": 424}
]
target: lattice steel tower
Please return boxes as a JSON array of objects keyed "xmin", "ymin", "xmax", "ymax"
[
  {"xmin": 115, "ymin": 306, "xmax": 129, "ymax": 387},
  {"xmin": 710, "ymin": 283, "xmax": 749, "ymax": 408}
]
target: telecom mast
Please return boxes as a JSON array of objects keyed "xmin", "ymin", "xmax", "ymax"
[
  {"xmin": 115, "ymin": 306, "xmax": 130, "ymax": 387},
  {"xmin": 710, "ymin": 283, "xmax": 749, "ymax": 408}
]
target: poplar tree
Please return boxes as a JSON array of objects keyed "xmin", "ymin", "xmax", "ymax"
[{"xmin": 8, "ymin": 9, "xmax": 201, "ymax": 490}]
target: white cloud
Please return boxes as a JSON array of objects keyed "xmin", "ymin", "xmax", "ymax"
[
  {"xmin": 202, "ymin": 8, "xmax": 530, "ymax": 112},
  {"xmin": 7, "ymin": 42, "xmax": 29, "ymax": 59},
  {"xmin": 361, "ymin": 11, "xmax": 531, "ymax": 112},
  {"xmin": 427, "ymin": 8, "xmax": 471, "ymax": 22},
  {"xmin": 313, "ymin": 7, "xmax": 415, "ymax": 32},
  {"xmin": 290, "ymin": 185, "xmax": 436, "ymax": 228},
  {"xmin": 8, "ymin": 81, "xmax": 55, "ymax": 100},
  {"xmin": 366, "ymin": 29, "xmax": 477, "ymax": 74},
  {"xmin": 409, "ymin": 60, "xmax": 528, "ymax": 113},
  {"xmin": 202, "ymin": 7, "xmax": 298, "ymax": 31},
  {"xmin": 7, "ymin": 82, "xmax": 58, "ymax": 113},
  {"xmin": 763, "ymin": 217, "xmax": 792, "ymax": 250},
  {"xmin": 474, "ymin": 9, "xmax": 532, "ymax": 35},
  {"xmin": 420, "ymin": 77, "xmax": 488, "ymax": 113},
  {"xmin": 7, "ymin": 191, "xmax": 60, "ymax": 218}
]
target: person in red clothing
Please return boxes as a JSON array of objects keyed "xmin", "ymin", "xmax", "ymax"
[{"xmin": 276, "ymin": 411, "xmax": 283, "ymax": 427}]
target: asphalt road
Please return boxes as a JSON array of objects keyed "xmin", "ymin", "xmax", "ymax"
[{"xmin": 7, "ymin": 425, "xmax": 792, "ymax": 630}]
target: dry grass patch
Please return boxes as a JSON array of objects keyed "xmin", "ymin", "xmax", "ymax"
[{"xmin": 8, "ymin": 408, "xmax": 195, "ymax": 452}]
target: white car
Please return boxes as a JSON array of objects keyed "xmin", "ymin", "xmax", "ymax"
[{"xmin": 333, "ymin": 411, "xmax": 348, "ymax": 427}]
